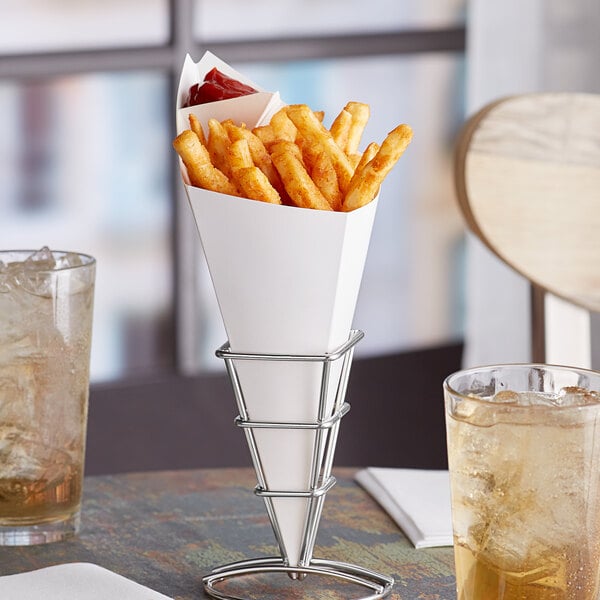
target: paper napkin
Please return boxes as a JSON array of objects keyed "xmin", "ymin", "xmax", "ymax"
[
  {"xmin": 355, "ymin": 467, "xmax": 453, "ymax": 548},
  {"xmin": 0, "ymin": 563, "xmax": 172, "ymax": 600}
]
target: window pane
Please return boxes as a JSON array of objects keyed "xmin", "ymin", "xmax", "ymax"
[
  {"xmin": 0, "ymin": 72, "xmax": 173, "ymax": 382},
  {"xmin": 0, "ymin": 0, "xmax": 169, "ymax": 55},
  {"xmin": 196, "ymin": 0, "xmax": 466, "ymax": 42},
  {"xmin": 187, "ymin": 53, "xmax": 466, "ymax": 370}
]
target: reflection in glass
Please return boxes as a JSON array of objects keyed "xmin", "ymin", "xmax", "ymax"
[{"xmin": 0, "ymin": 72, "xmax": 173, "ymax": 382}]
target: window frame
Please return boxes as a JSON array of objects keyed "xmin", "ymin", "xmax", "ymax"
[{"xmin": 0, "ymin": 0, "xmax": 466, "ymax": 383}]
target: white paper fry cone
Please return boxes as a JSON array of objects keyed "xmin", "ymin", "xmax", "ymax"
[
  {"xmin": 177, "ymin": 53, "xmax": 379, "ymax": 566},
  {"xmin": 188, "ymin": 192, "xmax": 377, "ymax": 566}
]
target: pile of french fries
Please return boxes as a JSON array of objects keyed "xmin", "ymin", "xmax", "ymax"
[{"xmin": 174, "ymin": 102, "xmax": 413, "ymax": 212}]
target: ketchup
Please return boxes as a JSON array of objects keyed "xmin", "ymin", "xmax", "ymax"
[{"xmin": 183, "ymin": 67, "xmax": 258, "ymax": 107}]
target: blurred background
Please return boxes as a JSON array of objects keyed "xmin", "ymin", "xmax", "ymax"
[{"xmin": 1, "ymin": 0, "xmax": 598, "ymax": 474}]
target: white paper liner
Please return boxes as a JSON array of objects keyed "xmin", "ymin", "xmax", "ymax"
[
  {"xmin": 177, "ymin": 52, "xmax": 379, "ymax": 566},
  {"xmin": 176, "ymin": 52, "xmax": 284, "ymax": 139}
]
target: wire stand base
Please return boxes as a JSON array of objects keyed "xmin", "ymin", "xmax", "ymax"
[
  {"xmin": 203, "ymin": 557, "xmax": 394, "ymax": 600},
  {"xmin": 206, "ymin": 331, "xmax": 393, "ymax": 599}
]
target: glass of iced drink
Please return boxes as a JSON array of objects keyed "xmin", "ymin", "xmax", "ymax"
[
  {"xmin": 444, "ymin": 364, "xmax": 600, "ymax": 600},
  {"xmin": 0, "ymin": 247, "xmax": 95, "ymax": 545}
]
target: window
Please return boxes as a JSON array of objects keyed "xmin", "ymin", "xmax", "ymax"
[{"xmin": 0, "ymin": 0, "xmax": 467, "ymax": 383}]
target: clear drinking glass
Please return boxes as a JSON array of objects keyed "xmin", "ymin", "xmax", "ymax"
[
  {"xmin": 444, "ymin": 364, "xmax": 600, "ymax": 599},
  {"xmin": 0, "ymin": 248, "xmax": 95, "ymax": 544}
]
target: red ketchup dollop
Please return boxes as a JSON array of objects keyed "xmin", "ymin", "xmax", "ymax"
[{"xmin": 183, "ymin": 67, "xmax": 258, "ymax": 107}]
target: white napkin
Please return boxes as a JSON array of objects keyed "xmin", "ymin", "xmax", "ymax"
[
  {"xmin": 0, "ymin": 563, "xmax": 172, "ymax": 600},
  {"xmin": 355, "ymin": 467, "xmax": 453, "ymax": 549}
]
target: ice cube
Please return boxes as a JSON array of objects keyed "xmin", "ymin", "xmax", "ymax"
[
  {"xmin": 558, "ymin": 386, "xmax": 600, "ymax": 407},
  {"xmin": 15, "ymin": 247, "xmax": 56, "ymax": 297},
  {"xmin": 24, "ymin": 246, "xmax": 56, "ymax": 271},
  {"xmin": 491, "ymin": 390, "xmax": 559, "ymax": 407},
  {"xmin": 519, "ymin": 391, "xmax": 560, "ymax": 406},
  {"xmin": 493, "ymin": 390, "xmax": 521, "ymax": 404},
  {"xmin": 55, "ymin": 252, "xmax": 83, "ymax": 269}
]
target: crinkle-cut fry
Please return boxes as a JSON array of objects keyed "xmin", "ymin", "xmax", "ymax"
[
  {"xmin": 236, "ymin": 166, "xmax": 281, "ymax": 205},
  {"xmin": 354, "ymin": 141, "xmax": 380, "ymax": 174},
  {"xmin": 344, "ymin": 101, "xmax": 370, "ymax": 155},
  {"xmin": 224, "ymin": 121, "xmax": 286, "ymax": 197},
  {"xmin": 286, "ymin": 104, "xmax": 354, "ymax": 193},
  {"xmin": 173, "ymin": 130, "xmax": 239, "ymax": 196},
  {"xmin": 252, "ymin": 124, "xmax": 277, "ymax": 149},
  {"xmin": 207, "ymin": 118, "xmax": 233, "ymax": 178},
  {"xmin": 188, "ymin": 114, "xmax": 207, "ymax": 146},
  {"xmin": 271, "ymin": 107, "xmax": 297, "ymax": 142},
  {"xmin": 311, "ymin": 151, "xmax": 342, "ymax": 211},
  {"xmin": 270, "ymin": 142, "xmax": 332, "ymax": 211},
  {"xmin": 314, "ymin": 110, "xmax": 325, "ymax": 122},
  {"xmin": 330, "ymin": 108, "xmax": 352, "ymax": 151},
  {"xmin": 342, "ymin": 124, "xmax": 413, "ymax": 212}
]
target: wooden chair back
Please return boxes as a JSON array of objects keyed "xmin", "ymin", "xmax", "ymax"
[{"xmin": 454, "ymin": 93, "xmax": 600, "ymax": 362}]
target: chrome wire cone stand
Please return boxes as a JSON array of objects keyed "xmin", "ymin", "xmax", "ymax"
[{"xmin": 203, "ymin": 330, "xmax": 393, "ymax": 600}]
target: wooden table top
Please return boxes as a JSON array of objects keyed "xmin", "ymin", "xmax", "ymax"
[{"xmin": 0, "ymin": 468, "xmax": 456, "ymax": 599}]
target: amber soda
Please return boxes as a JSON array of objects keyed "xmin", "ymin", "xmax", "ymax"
[
  {"xmin": 0, "ymin": 249, "xmax": 95, "ymax": 544},
  {"xmin": 444, "ymin": 365, "xmax": 600, "ymax": 599}
]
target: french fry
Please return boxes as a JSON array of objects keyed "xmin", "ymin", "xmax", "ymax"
[
  {"xmin": 235, "ymin": 167, "xmax": 281, "ymax": 205},
  {"xmin": 207, "ymin": 118, "xmax": 234, "ymax": 178},
  {"xmin": 227, "ymin": 138, "xmax": 281, "ymax": 204},
  {"xmin": 173, "ymin": 130, "xmax": 239, "ymax": 196},
  {"xmin": 223, "ymin": 121, "xmax": 286, "ymax": 197},
  {"xmin": 330, "ymin": 108, "xmax": 352, "ymax": 151},
  {"xmin": 311, "ymin": 151, "xmax": 342, "ymax": 211},
  {"xmin": 174, "ymin": 95, "xmax": 412, "ymax": 212},
  {"xmin": 295, "ymin": 132, "xmax": 320, "ymax": 172},
  {"xmin": 270, "ymin": 141, "xmax": 332, "ymax": 211},
  {"xmin": 270, "ymin": 107, "xmax": 297, "ymax": 142},
  {"xmin": 354, "ymin": 141, "xmax": 380, "ymax": 174},
  {"xmin": 286, "ymin": 104, "xmax": 354, "ymax": 194},
  {"xmin": 270, "ymin": 140, "xmax": 303, "ymax": 162},
  {"xmin": 227, "ymin": 138, "xmax": 253, "ymax": 173},
  {"xmin": 348, "ymin": 153, "xmax": 362, "ymax": 171},
  {"xmin": 342, "ymin": 124, "xmax": 413, "ymax": 212},
  {"xmin": 252, "ymin": 124, "xmax": 277, "ymax": 149},
  {"xmin": 344, "ymin": 102, "xmax": 370, "ymax": 155},
  {"xmin": 188, "ymin": 114, "xmax": 207, "ymax": 147}
]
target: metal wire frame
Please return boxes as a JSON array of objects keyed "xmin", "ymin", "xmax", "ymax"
[
  {"xmin": 203, "ymin": 557, "xmax": 394, "ymax": 600},
  {"xmin": 206, "ymin": 330, "xmax": 393, "ymax": 599}
]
